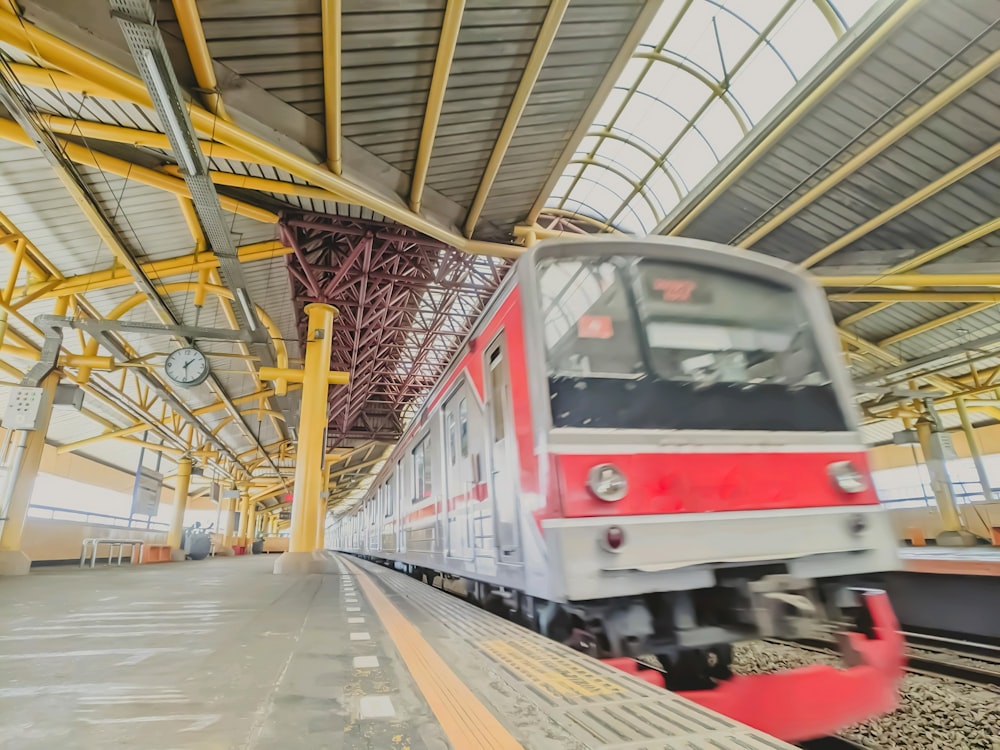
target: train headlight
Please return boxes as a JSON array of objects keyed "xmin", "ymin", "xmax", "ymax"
[
  {"xmin": 587, "ymin": 463, "xmax": 627, "ymax": 502},
  {"xmin": 828, "ymin": 461, "xmax": 868, "ymax": 494}
]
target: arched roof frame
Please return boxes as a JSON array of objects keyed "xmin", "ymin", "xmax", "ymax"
[{"xmin": 548, "ymin": 0, "xmax": 864, "ymax": 234}]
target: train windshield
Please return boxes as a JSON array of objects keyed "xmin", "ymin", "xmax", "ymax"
[{"xmin": 537, "ymin": 255, "xmax": 848, "ymax": 431}]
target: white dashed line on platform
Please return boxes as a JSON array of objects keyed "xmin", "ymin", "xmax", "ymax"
[
  {"xmin": 349, "ymin": 632, "xmax": 370, "ymax": 641},
  {"xmin": 359, "ymin": 695, "xmax": 395, "ymax": 719},
  {"xmin": 353, "ymin": 655, "xmax": 379, "ymax": 669}
]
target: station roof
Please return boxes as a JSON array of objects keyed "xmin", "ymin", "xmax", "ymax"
[{"xmin": 0, "ymin": 0, "xmax": 996, "ymax": 510}]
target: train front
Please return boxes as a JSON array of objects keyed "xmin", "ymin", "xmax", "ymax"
[{"xmin": 523, "ymin": 238, "xmax": 904, "ymax": 741}]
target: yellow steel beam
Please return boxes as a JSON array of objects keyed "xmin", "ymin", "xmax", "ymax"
[
  {"xmin": 0, "ymin": 119, "xmax": 277, "ymax": 223},
  {"xmin": 0, "ymin": 13, "xmax": 522, "ymax": 258},
  {"xmin": 667, "ymin": 0, "xmax": 921, "ymax": 236},
  {"xmin": 741, "ymin": 49, "xmax": 1000, "ymax": 248},
  {"xmin": 20, "ymin": 240, "xmax": 288, "ymax": 299},
  {"xmin": 321, "ymin": 0, "xmax": 342, "ymax": 174},
  {"xmin": 463, "ymin": 0, "xmax": 569, "ymax": 237},
  {"xmin": 526, "ymin": 0, "xmax": 664, "ymax": 224},
  {"xmin": 878, "ymin": 302, "xmax": 995, "ymax": 348},
  {"xmin": 410, "ymin": 0, "xmax": 464, "ymax": 214},
  {"xmin": 801, "ymin": 142, "xmax": 1000, "ymax": 268},
  {"xmin": 75, "ymin": 281, "xmax": 290, "ymax": 384},
  {"xmin": 56, "ymin": 385, "xmax": 295, "ymax": 454},
  {"xmin": 885, "ymin": 216, "xmax": 1000, "ymax": 276},
  {"xmin": 171, "ymin": 0, "xmax": 228, "ymax": 119},
  {"xmin": 600, "ymin": 0, "xmax": 797, "ymax": 232},
  {"xmin": 829, "ymin": 291, "xmax": 1000, "ymax": 303},
  {"xmin": 556, "ymin": 0, "xmax": 690, "ymax": 215},
  {"xmin": 43, "ymin": 116, "xmax": 254, "ymax": 163},
  {"xmin": 7, "ymin": 63, "xmax": 121, "ymax": 100},
  {"xmin": 838, "ymin": 301, "xmax": 893, "ymax": 329},
  {"xmin": 812, "ymin": 0, "xmax": 847, "ymax": 37},
  {"xmin": 160, "ymin": 164, "xmax": 344, "ymax": 202},
  {"xmin": 818, "ymin": 272, "xmax": 1000, "ymax": 289},
  {"xmin": 817, "ymin": 217, "xmax": 1000, "ymax": 326}
]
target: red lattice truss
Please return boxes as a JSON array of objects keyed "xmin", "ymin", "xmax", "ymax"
[{"xmin": 281, "ymin": 214, "xmax": 510, "ymax": 445}]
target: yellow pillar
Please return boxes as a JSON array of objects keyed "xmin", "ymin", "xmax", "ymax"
[
  {"xmin": 222, "ymin": 493, "xmax": 237, "ymax": 551},
  {"xmin": 916, "ymin": 408, "xmax": 977, "ymax": 546},
  {"xmin": 237, "ymin": 489, "xmax": 250, "ymax": 548},
  {"xmin": 165, "ymin": 458, "xmax": 192, "ymax": 549},
  {"xmin": 0, "ymin": 372, "xmax": 59, "ymax": 575},
  {"xmin": 247, "ymin": 501, "xmax": 258, "ymax": 549},
  {"xmin": 956, "ymin": 397, "xmax": 994, "ymax": 503},
  {"xmin": 288, "ymin": 303, "xmax": 338, "ymax": 554}
]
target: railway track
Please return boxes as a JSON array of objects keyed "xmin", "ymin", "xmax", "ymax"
[
  {"xmin": 768, "ymin": 631, "xmax": 1000, "ymax": 690},
  {"xmin": 798, "ymin": 737, "xmax": 869, "ymax": 750}
]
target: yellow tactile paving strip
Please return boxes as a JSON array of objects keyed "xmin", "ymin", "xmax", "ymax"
[
  {"xmin": 343, "ymin": 557, "xmax": 524, "ymax": 750},
  {"xmin": 480, "ymin": 638, "xmax": 626, "ymax": 700}
]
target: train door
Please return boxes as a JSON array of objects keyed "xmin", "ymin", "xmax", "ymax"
[
  {"xmin": 396, "ymin": 464, "xmax": 406, "ymax": 554},
  {"xmin": 485, "ymin": 334, "xmax": 522, "ymax": 562},
  {"xmin": 444, "ymin": 391, "xmax": 472, "ymax": 559}
]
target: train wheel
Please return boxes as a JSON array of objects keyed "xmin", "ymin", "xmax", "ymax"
[{"xmin": 659, "ymin": 645, "xmax": 732, "ymax": 691}]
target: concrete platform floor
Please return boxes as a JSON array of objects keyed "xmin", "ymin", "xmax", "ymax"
[
  {"xmin": 0, "ymin": 555, "xmax": 445, "ymax": 750},
  {"xmin": 0, "ymin": 554, "xmax": 795, "ymax": 750}
]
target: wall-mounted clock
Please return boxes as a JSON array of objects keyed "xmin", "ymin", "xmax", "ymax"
[{"xmin": 163, "ymin": 346, "xmax": 211, "ymax": 388}]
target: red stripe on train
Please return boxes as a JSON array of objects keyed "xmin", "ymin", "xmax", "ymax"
[{"xmin": 555, "ymin": 451, "xmax": 878, "ymax": 517}]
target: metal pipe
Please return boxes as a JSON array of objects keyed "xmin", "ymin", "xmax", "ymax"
[
  {"xmin": 410, "ymin": 0, "xmax": 465, "ymax": 214},
  {"xmin": 171, "ymin": 0, "xmax": 228, "ymax": 119},
  {"xmin": 463, "ymin": 0, "xmax": 569, "ymax": 237},
  {"xmin": 0, "ymin": 16, "xmax": 521, "ymax": 258},
  {"xmin": 0, "ymin": 119, "xmax": 277, "ymax": 224},
  {"xmin": 743, "ymin": 48, "xmax": 1000, "ymax": 247},
  {"xmin": 662, "ymin": 0, "xmax": 922, "ymax": 236},
  {"xmin": 321, "ymin": 0, "xmax": 342, "ymax": 174}
]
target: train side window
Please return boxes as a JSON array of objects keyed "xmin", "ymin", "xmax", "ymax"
[
  {"xmin": 412, "ymin": 438, "xmax": 432, "ymax": 502},
  {"xmin": 459, "ymin": 398, "xmax": 468, "ymax": 457},
  {"xmin": 489, "ymin": 347, "xmax": 504, "ymax": 442},
  {"xmin": 412, "ymin": 442, "xmax": 424, "ymax": 504},
  {"xmin": 447, "ymin": 413, "xmax": 456, "ymax": 466}
]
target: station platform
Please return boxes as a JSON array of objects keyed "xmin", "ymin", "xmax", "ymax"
[
  {"xmin": 898, "ymin": 546, "xmax": 1000, "ymax": 577},
  {"xmin": 0, "ymin": 554, "xmax": 794, "ymax": 750}
]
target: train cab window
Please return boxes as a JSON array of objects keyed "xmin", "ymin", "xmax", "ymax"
[
  {"xmin": 459, "ymin": 399, "xmax": 468, "ymax": 457},
  {"xmin": 538, "ymin": 257, "xmax": 642, "ymax": 378},
  {"xmin": 537, "ymin": 253, "xmax": 847, "ymax": 432}
]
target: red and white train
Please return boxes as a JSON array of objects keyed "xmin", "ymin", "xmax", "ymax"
[{"xmin": 332, "ymin": 237, "xmax": 905, "ymax": 741}]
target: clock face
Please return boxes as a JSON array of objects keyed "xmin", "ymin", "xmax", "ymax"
[{"xmin": 164, "ymin": 347, "xmax": 210, "ymax": 387}]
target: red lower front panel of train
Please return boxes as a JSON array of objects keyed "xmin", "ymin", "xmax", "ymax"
[{"xmin": 605, "ymin": 590, "xmax": 905, "ymax": 743}]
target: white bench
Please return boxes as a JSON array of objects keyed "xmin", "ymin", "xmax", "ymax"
[{"xmin": 79, "ymin": 538, "xmax": 145, "ymax": 569}]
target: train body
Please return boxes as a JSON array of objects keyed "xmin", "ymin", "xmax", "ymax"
[{"xmin": 332, "ymin": 237, "xmax": 904, "ymax": 739}]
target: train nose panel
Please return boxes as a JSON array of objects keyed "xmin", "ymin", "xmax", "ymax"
[{"xmin": 606, "ymin": 590, "xmax": 905, "ymax": 743}]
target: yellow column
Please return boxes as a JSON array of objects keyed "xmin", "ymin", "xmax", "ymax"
[
  {"xmin": 956, "ymin": 397, "xmax": 994, "ymax": 502},
  {"xmin": 247, "ymin": 501, "xmax": 258, "ymax": 549},
  {"xmin": 237, "ymin": 489, "xmax": 250, "ymax": 548},
  {"xmin": 0, "ymin": 372, "xmax": 59, "ymax": 575},
  {"xmin": 916, "ymin": 417, "xmax": 962, "ymax": 531},
  {"xmin": 223, "ymin": 493, "xmax": 237, "ymax": 550},
  {"xmin": 289, "ymin": 304, "xmax": 338, "ymax": 554},
  {"xmin": 916, "ymin": 408, "xmax": 976, "ymax": 546},
  {"xmin": 165, "ymin": 458, "xmax": 192, "ymax": 549}
]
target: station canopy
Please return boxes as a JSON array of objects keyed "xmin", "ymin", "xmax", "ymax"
[{"xmin": 0, "ymin": 0, "xmax": 995, "ymax": 511}]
